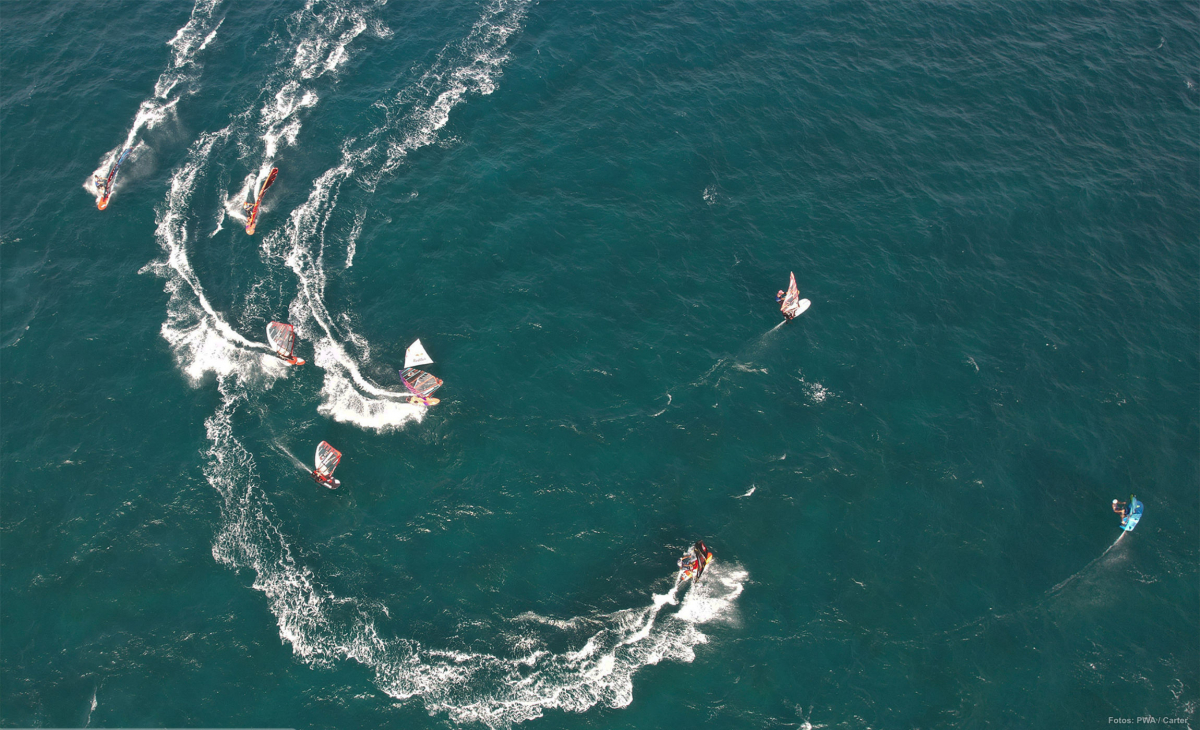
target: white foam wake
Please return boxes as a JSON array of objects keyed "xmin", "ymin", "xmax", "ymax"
[
  {"xmin": 203, "ymin": 386, "xmax": 747, "ymax": 725},
  {"xmin": 141, "ymin": 128, "xmax": 286, "ymax": 384},
  {"xmin": 394, "ymin": 564, "xmax": 748, "ymax": 727},
  {"xmin": 196, "ymin": 359, "xmax": 745, "ymax": 728},
  {"xmin": 380, "ymin": 0, "xmax": 527, "ymax": 176},
  {"xmin": 272, "ymin": 0, "xmax": 529, "ymax": 432},
  {"xmin": 85, "ymin": 0, "xmax": 225, "ymax": 205},
  {"xmin": 226, "ymin": 0, "xmax": 390, "ymax": 220},
  {"xmin": 207, "ymin": 381, "xmax": 747, "ymax": 723},
  {"xmin": 141, "ymin": 1, "xmax": 388, "ymax": 385},
  {"xmin": 143, "ymin": 0, "xmax": 744, "ymax": 725}
]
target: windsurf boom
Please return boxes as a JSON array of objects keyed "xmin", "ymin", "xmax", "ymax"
[
  {"xmin": 312, "ymin": 441, "xmax": 341, "ymax": 489},
  {"xmin": 780, "ymin": 271, "xmax": 811, "ymax": 320},
  {"xmin": 400, "ymin": 367, "xmax": 443, "ymax": 406},
  {"xmin": 266, "ymin": 322, "xmax": 305, "ymax": 366},
  {"xmin": 244, "ymin": 168, "xmax": 278, "ymax": 235},
  {"xmin": 95, "ymin": 147, "xmax": 132, "ymax": 211}
]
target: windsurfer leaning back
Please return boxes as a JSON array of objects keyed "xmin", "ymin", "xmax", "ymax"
[
  {"xmin": 1112, "ymin": 499, "xmax": 1130, "ymax": 519},
  {"xmin": 678, "ymin": 540, "xmax": 712, "ymax": 581}
]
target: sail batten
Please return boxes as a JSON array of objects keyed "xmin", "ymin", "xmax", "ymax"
[
  {"xmin": 781, "ymin": 272, "xmax": 801, "ymax": 315},
  {"xmin": 266, "ymin": 322, "xmax": 296, "ymax": 358},
  {"xmin": 314, "ymin": 441, "xmax": 341, "ymax": 479}
]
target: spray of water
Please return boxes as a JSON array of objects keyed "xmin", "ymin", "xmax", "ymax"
[
  {"xmin": 85, "ymin": 0, "xmax": 226, "ymax": 206},
  {"xmin": 140, "ymin": 1, "xmax": 748, "ymax": 725}
]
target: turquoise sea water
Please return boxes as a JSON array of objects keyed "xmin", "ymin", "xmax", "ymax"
[{"xmin": 2, "ymin": 1, "xmax": 1197, "ymax": 727}]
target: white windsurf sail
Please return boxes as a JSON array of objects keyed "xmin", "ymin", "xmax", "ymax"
[
  {"xmin": 404, "ymin": 339, "xmax": 434, "ymax": 369},
  {"xmin": 314, "ymin": 441, "xmax": 341, "ymax": 480},
  {"xmin": 266, "ymin": 322, "xmax": 297, "ymax": 358}
]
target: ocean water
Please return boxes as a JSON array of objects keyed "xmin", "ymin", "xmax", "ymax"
[{"xmin": 2, "ymin": 1, "xmax": 1197, "ymax": 727}]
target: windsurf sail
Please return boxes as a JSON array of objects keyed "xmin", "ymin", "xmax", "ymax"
[
  {"xmin": 404, "ymin": 339, "xmax": 434, "ymax": 369},
  {"xmin": 245, "ymin": 167, "xmax": 278, "ymax": 235},
  {"xmin": 692, "ymin": 540, "xmax": 712, "ymax": 581},
  {"xmin": 1121, "ymin": 496, "xmax": 1143, "ymax": 532},
  {"xmin": 781, "ymin": 272, "xmax": 801, "ymax": 317},
  {"xmin": 96, "ymin": 147, "xmax": 132, "ymax": 210},
  {"xmin": 400, "ymin": 367, "xmax": 443, "ymax": 399},
  {"xmin": 266, "ymin": 322, "xmax": 296, "ymax": 359},
  {"xmin": 313, "ymin": 441, "xmax": 341, "ymax": 486}
]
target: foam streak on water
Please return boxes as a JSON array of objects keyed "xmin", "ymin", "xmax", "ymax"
[
  {"xmin": 140, "ymin": 128, "xmax": 283, "ymax": 383},
  {"xmin": 226, "ymin": 0, "xmax": 389, "ymax": 221},
  {"xmin": 134, "ymin": 0, "xmax": 752, "ymax": 724},
  {"xmin": 142, "ymin": 1, "xmax": 747, "ymax": 724},
  {"xmin": 275, "ymin": 0, "xmax": 530, "ymax": 431},
  {"xmin": 84, "ymin": 0, "xmax": 226, "ymax": 205}
]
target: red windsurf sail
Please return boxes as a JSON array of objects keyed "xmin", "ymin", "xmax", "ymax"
[
  {"xmin": 312, "ymin": 441, "xmax": 342, "ymax": 488},
  {"xmin": 400, "ymin": 367, "xmax": 443, "ymax": 399},
  {"xmin": 96, "ymin": 147, "xmax": 132, "ymax": 211},
  {"xmin": 266, "ymin": 322, "xmax": 296, "ymax": 358},
  {"xmin": 245, "ymin": 167, "xmax": 278, "ymax": 234}
]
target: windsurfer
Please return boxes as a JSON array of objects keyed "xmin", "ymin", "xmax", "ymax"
[
  {"xmin": 678, "ymin": 540, "xmax": 713, "ymax": 582},
  {"xmin": 677, "ymin": 551, "xmax": 697, "ymax": 572},
  {"xmin": 312, "ymin": 441, "xmax": 342, "ymax": 489},
  {"xmin": 778, "ymin": 273, "xmax": 809, "ymax": 320},
  {"xmin": 1112, "ymin": 499, "xmax": 1130, "ymax": 519}
]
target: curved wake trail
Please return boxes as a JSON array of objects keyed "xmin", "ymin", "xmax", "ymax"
[
  {"xmin": 140, "ymin": 129, "xmax": 284, "ymax": 382},
  {"xmin": 206, "ymin": 365, "xmax": 748, "ymax": 726},
  {"xmin": 85, "ymin": 0, "xmax": 225, "ymax": 206},
  {"xmin": 223, "ymin": 0, "xmax": 390, "ymax": 227},
  {"xmin": 142, "ymin": 0, "xmax": 746, "ymax": 725},
  {"xmin": 144, "ymin": 0, "xmax": 389, "ymax": 380},
  {"xmin": 1048, "ymin": 531, "xmax": 1126, "ymax": 595},
  {"xmin": 385, "ymin": 565, "xmax": 748, "ymax": 727},
  {"xmin": 277, "ymin": 0, "xmax": 531, "ymax": 431}
]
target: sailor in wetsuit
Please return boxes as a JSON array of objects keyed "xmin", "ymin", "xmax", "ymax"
[
  {"xmin": 678, "ymin": 546, "xmax": 703, "ymax": 580},
  {"xmin": 776, "ymin": 290, "xmax": 785, "ymax": 303},
  {"xmin": 678, "ymin": 547, "xmax": 696, "ymax": 573},
  {"xmin": 1112, "ymin": 499, "xmax": 1130, "ymax": 519}
]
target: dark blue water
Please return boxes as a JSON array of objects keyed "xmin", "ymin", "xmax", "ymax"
[{"xmin": 3, "ymin": 1, "xmax": 1197, "ymax": 727}]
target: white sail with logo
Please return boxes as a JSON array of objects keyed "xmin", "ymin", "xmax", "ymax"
[{"xmin": 404, "ymin": 339, "xmax": 434, "ymax": 369}]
